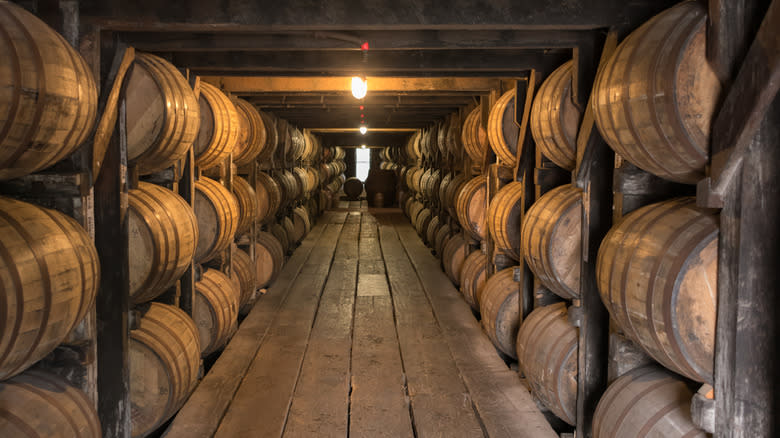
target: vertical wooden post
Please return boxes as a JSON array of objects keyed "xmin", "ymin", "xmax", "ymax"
[
  {"xmin": 94, "ymin": 97, "xmax": 131, "ymax": 438},
  {"xmin": 179, "ymin": 146, "xmax": 196, "ymax": 317}
]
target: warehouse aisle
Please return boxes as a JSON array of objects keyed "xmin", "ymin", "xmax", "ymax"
[{"xmin": 166, "ymin": 208, "xmax": 555, "ymax": 438}]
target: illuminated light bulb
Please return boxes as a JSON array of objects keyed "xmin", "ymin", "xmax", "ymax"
[
  {"xmin": 361, "ymin": 144, "xmax": 366, "ymax": 149},
  {"xmin": 351, "ymin": 76, "xmax": 367, "ymax": 99},
  {"xmin": 360, "ymin": 114, "xmax": 364, "ymax": 118},
  {"xmin": 359, "ymin": 105, "xmax": 364, "ymax": 110},
  {"xmin": 359, "ymin": 126, "xmax": 367, "ymax": 135}
]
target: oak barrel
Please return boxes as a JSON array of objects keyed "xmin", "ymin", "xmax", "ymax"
[
  {"xmin": 480, "ymin": 267, "xmax": 520, "ymax": 359},
  {"xmin": 459, "ymin": 250, "xmax": 487, "ymax": 311},
  {"xmin": 0, "ymin": 2, "xmax": 98, "ymax": 181},
  {"xmin": 291, "ymin": 206, "xmax": 312, "ymax": 244},
  {"xmin": 193, "ymin": 81, "xmax": 239, "ymax": 170},
  {"xmin": 254, "ymin": 231, "xmax": 285, "ymax": 288},
  {"xmin": 425, "ymin": 215, "xmax": 441, "ymax": 248},
  {"xmin": 232, "ymin": 175, "xmax": 258, "ymax": 236},
  {"xmin": 282, "ymin": 217, "xmax": 296, "ymax": 249},
  {"xmin": 130, "ymin": 302, "xmax": 200, "ymax": 438},
  {"xmin": 343, "ymin": 177, "xmax": 364, "ymax": 200},
  {"xmin": 521, "ymin": 185, "xmax": 582, "ymax": 300},
  {"xmin": 456, "ymin": 175, "xmax": 488, "ymax": 241},
  {"xmin": 365, "ymin": 169, "xmax": 397, "ymax": 207},
  {"xmin": 0, "ymin": 196, "xmax": 99, "ymax": 380},
  {"xmin": 414, "ymin": 208, "xmax": 432, "ymax": 240},
  {"xmin": 434, "ymin": 224, "xmax": 452, "ymax": 259},
  {"xmin": 255, "ymin": 171, "xmax": 282, "ymax": 224},
  {"xmin": 487, "ymin": 89, "xmax": 520, "ymax": 164},
  {"xmin": 516, "ymin": 302, "xmax": 578, "ymax": 425},
  {"xmin": 442, "ymin": 234, "xmax": 468, "ymax": 287},
  {"xmin": 442, "ymin": 173, "xmax": 467, "ymax": 217},
  {"xmin": 256, "ymin": 111, "xmax": 278, "ymax": 161},
  {"xmin": 591, "ymin": 1, "xmax": 720, "ymax": 183},
  {"xmin": 232, "ymin": 247, "xmax": 256, "ymax": 314},
  {"xmin": 461, "ymin": 106, "xmax": 489, "ymax": 165},
  {"xmin": 596, "ymin": 197, "xmax": 717, "ymax": 382},
  {"xmin": 269, "ymin": 222, "xmax": 291, "ymax": 255},
  {"xmin": 194, "ymin": 176, "xmax": 239, "ymax": 263},
  {"xmin": 405, "ymin": 131, "xmax": 422, "ymax": 162},
  {"xmin": 129, "ymin": 182, "xmax": 198, "ymax": 303},
  {"xmin": 487, "ymin": 181, "xmax": 525, "ymax": 260},
  {"xmin": 593, "ymin": 366, "xmax": 707, "ymax": 438},
  {"xmin": 232, "ymin": 97, "xmax": 266, "ymax": 166},
  {"xmin": 0, "ymin": 369, "xmax": 101, "ymax": 437},
  {"xmin": 195, "ymin": 268, "xmax": 239, "ymax": 356},
  {"xmin": 126, "ymin": 53, "xmax": 200, "ymax": 174}
]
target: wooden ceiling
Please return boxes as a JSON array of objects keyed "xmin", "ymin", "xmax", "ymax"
[{"xmin": 75, "ymin": 0, "xmax": 680, "ymax": 145}]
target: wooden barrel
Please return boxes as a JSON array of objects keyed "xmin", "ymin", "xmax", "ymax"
[
  {"xmin": 269, "ymin": 222, "xmax": 290, "ymax": 255},
  {"xmin": 487, "ymin": 181, "xmax": 525, "ymax": 260},
  {"xmin": 0, "ymin": 2, "xmax": 98, "ymax": 181},
  {"xmin": 0, "ymin": 369, "xmax": 101, "ymax": 437},
  {"xmin": 456, "ymin": 175, "xmax": 488, "ymax": 241},
  {"xmin": 443, "ymin": 173, "xmax": 467, "ymax": 217},
  {"xmin": 365, "ymin": 169, "xmax": 397, "ymax": 206},
  {"xmin": 254, "ymin": 231, "xmax": 285, "ymax": 288},
  {"xmin": 194, "ymin": 177, "xmax": 239, "ymax": 263},
  {"xmin": 442, "ymin": 234, "xmax": 468, "ymax": 286},
  {"xmin": 408, "ymin": 200, "xmax": 424, "ymax": 226},
  {"xmin": 130, "ymin": 302, "xmax": 200, "ymax": 438},
  {"xmin": 232, "ymin": 176, "xmax": 258, "ymax": 236},
  {"xmin": 126, "ymin": 53, "xmax": 200, "ymax": 174},
  {"xmin": 129, "ymin": 182, "xmax": 198, "ymax": 303},
  {"xmin": 423, "ymin": 169, "xmax": 441, "ymax": 202},
  {"xmin": 232, "ymin": 97, "xmax": 266, "ymax": 166},
  {"xmin": 415, "ymin": 208, "xmax": 432, "ymax": 239},
  {"xmin": 410, "ymin": 167, "xmax": 425, "ymax": 194},
  {"xmin": 256, "ymin": 111, "xmax": 278, "ymax": 161},
  {"xmin": 530, "ymin": 60, "xmax": 581, "ymax": 170},
  {"xmin": 256, "ymin": 171, "xmax": 281, "ymax": 224},
  {"xmin": 301, "ymin": 132, "xmax": 321, "ymax": 162},
  {"xmin": 193, "ymin": 81, "xmax": 239, "ymax": 170},
  {"xmin": 487, "ymin": 89, "xmax": 520, "ymax": 164},
  {"xmin": 291, "ymin": 206, "xmax": 312, "ymax": 244},
  {"xmin": 231, "ymin": 247, "xmax": 255, "ymax": 313},
  {"xmin": 289, "ymin": 126, "xmax": 306, "ymax": 161},
  {"xmin": 521, "ymin": 185, "xmax": 582, "ymax": 300},
  {"xmin": 282, "ymin": 216, "xmax": 296, "ymax": 249},
  {"xmin": 480, "ymin": 267, "xmax": 520, "ymax": 359},
  {"xmin": 596, "ymin": 197, "xmax": 717, "ymax": 382},
  {"xmin": 405, "ymin": 131, "xmax": 422, "ymax": 162},
  {"xmin": 516, "ymin": 302, "xmax": 578, "ymax": 425},
  {"xmin": 434, "ymin": 224, "xmax": 452, "ymax": 259},
  {"xmin": 592, "ymin": 1, "xmax": 720, "ymax": 184},
  {"xmin": 294, "ymin": 166, "xmax": 317, "ymax": 197},
  {"xmin": 275, "ymin": 170, "xmax": 301, "ymax": 205},
  {"xmin": 195, "ymin": 268, "xmax": 239, "ymax": 356},
  {"xmin": 343, "ymin": 177, "xmax": 364, "ymax": 200},
  {"xmin": 425, "ymin": 215, "xmax": 441, "ymax": 247},
  {"xmin": 461, "ymin": 106, "xmax": 489, "ymax": 166},
  {"xmin": 460, "ymin": 250, "xmax": 487, "ymax": 311},
  {"xmin": 0, "ymin": 197, "xmax": 99, "ymax": 380},
  {"xmin": 334, "ymin": 146, "xmax": 346, "ymax": 160},
  {"xmin": 593, "ymin": 366, "xmax": 707, "ymax": 438}
]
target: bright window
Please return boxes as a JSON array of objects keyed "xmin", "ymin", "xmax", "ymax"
[{"xmin": 355, "ymin": 148, "xmax": 371, "ymax": 182}]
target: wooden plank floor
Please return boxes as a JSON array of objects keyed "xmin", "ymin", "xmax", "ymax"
[{"xmin": 169, "ymin": 209, "xmax": 556, "ymax": 438}]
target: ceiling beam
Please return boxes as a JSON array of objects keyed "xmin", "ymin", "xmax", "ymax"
[
  {"xmin": 172, "ymin": 49, "xmax": 569, "ymax": 76},
  {"xmin": 317, "ymin": 131, "xmax": 411, "ymax": 147},
  {"xmin": 207, "ymin": 76, "xmax": 507, "ymax": 94},
  {"xmin": 245, "ymin": 94, "xmax": 475, "ymax": 107}
]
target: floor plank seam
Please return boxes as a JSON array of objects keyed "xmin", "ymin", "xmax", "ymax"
[
  {"xmin": 278, "ymin": 221, "xmax": 351, "ymax": 438},
  {"xmin": 345, "ymin": 213, "xmax": 362, "ymax": 438}
]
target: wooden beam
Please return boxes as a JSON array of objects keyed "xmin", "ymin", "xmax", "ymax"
[
  {"xmin": 170, "ymin": 49, "xmax": 570, "ymax": 77},
  {"xmin": 205, "ymin": 76, "xmax": 506, "ymax": 94}
]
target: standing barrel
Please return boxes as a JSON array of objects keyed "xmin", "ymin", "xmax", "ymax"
[
  {"xmin": 130, "ymin": 303, "xmax": 200, "ymax": 438},
  {"xmin": 129, "ymin": 182, "xmax": 198, "ymax": 303},
  {"xmin": 194, "ymin": 177, "xmax": 239, "ymax": 263},
  {"xmin": 516, "ymin": 303, "xmax": 578, "ymax": 425},
  {"xmin": 487, "ymin": 89, "xmax": 520, "ymax": 164},
  {"xmin": 521, "ymin": 185, "xmax": 582, "ymax": 300},
  {"xmin": 530, "ymin": 60, "xmax": 581, "ymax": 170},
  {"xmin": 255, "ymin": 231, "xmax": 285, "ymax": 288},
  {"xmin": 232, "ymin": 97, "xmax": 266, "ymax": 166},
  {"xmin": 480, "ymin": 268, "xmax": 520, "ymax": 359},
  {"xmin": 193, "ymin": 81, "xmax": 239, "ymax": 170},
  {"xmin": 442, "ymin": 234, "xmax": 468, "ymax": 286},
  {"xmin": 0, "ymin": 196, "xmax": 99, "ymax": 380},
  {"xmin": 125, "ymin": 53, "xmax": 200, "ymax": 174},
  {"xmin": 0, "ymin": 2, "xmax": 98, "ymax": 181},
  {"xmin": 596, "ymin": 197, "xmax": 717, "ymax": 382},
  {"xmin": 343, "ymin": 177, "xmax": 364, "ymax": 200},
  {"xmin": 0, "ymin": 369, "xmax": 101, "ymax": 438},
  {"xmin": 592, "ymin": 1, "xmax": 720, "ymax": 183},
  {"xmin": 461, "ymin": 106, "xmax": 489, "ymax": 165},
  {"xmin": 456, "ymin": 175, "xmax": 488, "ymax": 241},
  {"xmin": 365, "ymin": 169, "xmax": 397, "ymax": 207},
  {"xmin": 460, "ymin": 250, "xmax": 487, "ymax": 311},
  {"xmin": 255, "ymin": 171, "xmax": 281, "ymax": 224},
  {"xmin": 232, "ymin": 176, "xmax": 258, "ymax": 236},
  {"xmin": 593, "ymin": 366, "xmax": 707, "ymax": 438},
  {"xmin": 487, "ymin": 181, "xmax": 525, "ymax": 260},
  {"xmin": 195, "ymin": 268, "xmax": 239, "ymax": 356}
]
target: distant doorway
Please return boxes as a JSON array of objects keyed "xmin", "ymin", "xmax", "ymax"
[{"xmin": 355, "ymin": 148, "xmax": 371, "ymax": 182}]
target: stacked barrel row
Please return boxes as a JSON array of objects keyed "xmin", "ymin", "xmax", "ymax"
[
  {"xmin": 320, "ymin": 146, "xmax": 347, "ymax": 208},
  {"xmin": 400, "ymin": 2, "xmax": 716, "ymax": 436},
  {"xmin": 0, "ymin": 3, "xmax": 102, "ymax": 436}
]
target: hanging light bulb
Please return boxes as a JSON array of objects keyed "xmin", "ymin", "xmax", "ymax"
[
  {"xmin": 359, "ymin": 126, "xmax": 367, "ymax": 135},
  {"xmin": 361, "ymin": 144, "xmax": 366, "ymax": 149},
  {"xmin": 351, "ymin": 76, "xmax": 367, "ymax": 99}
]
